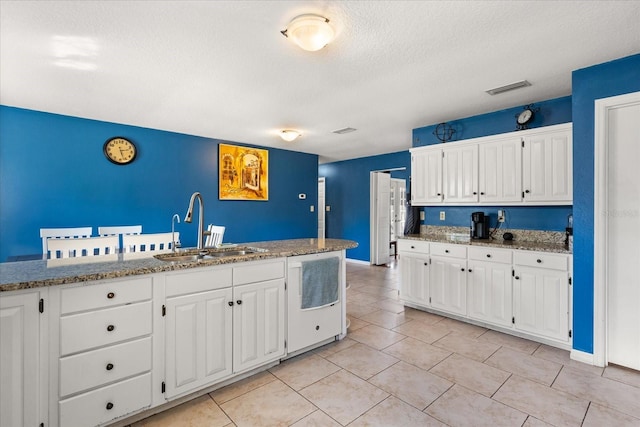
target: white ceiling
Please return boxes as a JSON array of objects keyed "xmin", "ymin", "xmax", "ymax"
[{"xmin": 1, "ymin": 1, "xmax": 639, "ymax": 163}]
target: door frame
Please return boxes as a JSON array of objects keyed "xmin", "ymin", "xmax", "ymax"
[{"xmin": 593, "ymin": 90, "xmax": 640, "ymax": 367}]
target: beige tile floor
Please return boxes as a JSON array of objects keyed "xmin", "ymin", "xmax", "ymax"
[{"xmin": 131, "ymin": 261, "xmax": 640, "ymax": 427}]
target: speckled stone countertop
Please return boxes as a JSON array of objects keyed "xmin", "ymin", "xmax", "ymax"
[
  {"xmin": 401, "ymin": 226, "xmax": 570, "ymax": 254},
  {"xmin": 0, "ymin": 238, "xmax": 358, "ymax": 292}
]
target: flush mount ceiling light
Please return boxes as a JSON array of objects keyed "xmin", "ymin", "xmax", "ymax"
[
  {"xmin": 485, "ymin": 80, "xmax": 531, "ymax": 95},
  {"xmin": 280, "ymin": 130, "xmax": 301, "ymax": 142},
  {"xmin": 281, "ymin": 14, "xmax": 335, "ymax": 52}
]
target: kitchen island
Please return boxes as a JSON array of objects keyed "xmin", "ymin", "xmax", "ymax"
[{"xmin": 0, "ymin": 238, "xmax": 357, "ymax": 427}]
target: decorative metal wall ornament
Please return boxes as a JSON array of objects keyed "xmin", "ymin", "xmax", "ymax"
[{"xmin": 433, "ymin": 122, "xmax": 456, "ymax": 143}]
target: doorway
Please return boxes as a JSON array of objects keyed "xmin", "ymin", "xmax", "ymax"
[
  {"xmin": 594, "ymin": 90, "xmax": 640, "ymax": 370},
  {"xmin": 370, "ymin": 170, "xmax": 407, "ymax": 265},
  {"xmin": 390, "ymin": 178, "xmax": 407, "ymax": 242}
]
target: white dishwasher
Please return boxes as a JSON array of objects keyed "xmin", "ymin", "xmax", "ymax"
[{"xmin": 287, "ymin": 251, "xmax": 344, "ymax": 354}]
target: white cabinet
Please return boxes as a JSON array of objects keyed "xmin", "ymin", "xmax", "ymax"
[
  {"xmin": 467, "ymin": 247, "xmax": 513, "ymax": 327},
  {"xmin": 429, "ymin": 243, "xmax": 467, "ymax": 316},
  {"xmin": 398, "ymin": 240, "xmax": 430, "ymax": 306},
  {"xmin": 443, "ymin": 144, "xmax": 478, "ymax": 203},
  {"xmin": 513, "ymin": 251, "xmax": 570, "ymax": 343},
  {"xmin": 165, "ymin": 286, "xmax": 233, "ymax": 399},
  {"xmin": 53, "ymin": 277, "xmax": 153, "ymax": 427},
  {"xmin": 410, "ymin": 123, "xmax": 572, "ymax": 206},
  {"xmin": 0, "ymin": 290, "xmax": 46, "ymax": 427},
  {"xmin": 478, "ymin": 138, "xmax": 522, "ymax": 203},
  {"xmin": 411, "ymin": 148, "xmax": 443, "ymax": 204},
  {"xmin": 522, "ymin": 128, "xmax": 573, "ymax": 203}
]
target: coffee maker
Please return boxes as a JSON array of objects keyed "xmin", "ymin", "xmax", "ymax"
[{"xmin": 470, "ymin": 212, "xmax": 490, "ymax": 239}]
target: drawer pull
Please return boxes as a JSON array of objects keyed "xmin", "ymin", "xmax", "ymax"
[
  {"xmin": 486, "ymin": 254, "xmax": 491, "ymax": 258},
  {"xmin": 411, "ymin": 246, "xmax": 415, "ymax": 249},
  {"xmin": 468, "ymin": 269, "xmax": 472, "ymax": 272},
  {"xmin": 316, "ymin": 325, "xmax": 320, "ymax": 331},
  {"xmin": 106, "ymin": 324, "xmax": 115, "ymax": 332},
  {"xmin": 228, "ymin": 301, "xmax": 234, "ymax": 306},
  {"xmin": 107, "ymin": 292, "xmax": 115, "ymax": 299},
  {"xmin": 106, "ymin": 402, "xmax": 114, "ymax": 410},
  {"xmin": 480, "ymin": 192, "xmax": 485, "ymax": 195},
  {"xmin": 236, "ymin": 300, "xmax": 242, "ymax": 305},
  {"xmin": 106, "ymin": 363, "xmax": 114, "ymax": 371},
  {"xmin": 461, "ymin": 268, "xmax": 465, "ymax": 272},
  {"xmin": 445, "ymin": 249, "xmax": 450, "ymax": 253},
  {"xmin": 473, "ymin": 191, "xmax": 477, "ymax": 195},
  {"xmin": 536, "ymin": 259, "xmax": 542, "ymax": 263}
]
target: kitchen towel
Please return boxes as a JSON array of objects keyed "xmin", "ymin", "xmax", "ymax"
[{"xmin": 301, "ymin": 257, "xmax": 340, "ymax": 309}]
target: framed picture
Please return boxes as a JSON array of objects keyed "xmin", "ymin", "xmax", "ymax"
[{"xmin": 219, "ymin": 143, "xmax": 269, "ymax": 201}]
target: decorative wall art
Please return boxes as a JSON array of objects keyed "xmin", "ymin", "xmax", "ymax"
[{"xmin": 219, "ymin": 143, "xmax": 269, "ymax": 201}]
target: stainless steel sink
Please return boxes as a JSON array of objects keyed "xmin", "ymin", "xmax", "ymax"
[
  {"xmin": 209, "ymin": 250, "xmax": 256, "ymax": 257},
  {"xmin": 154, "ymin": 247, "xmax": 264, "ymax": 262},
  {"xmin": 154, "ymin": 254, "xmax": 215, "ymax": 263}
]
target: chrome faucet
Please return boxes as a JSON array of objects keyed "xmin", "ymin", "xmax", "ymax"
[
  {"xmin": 171, "ymin": 213, "xmax": 181, "ymax": 252},
  {"xmin": 184, "ymin": 192, "xmax": 209, "ymax": 251}
]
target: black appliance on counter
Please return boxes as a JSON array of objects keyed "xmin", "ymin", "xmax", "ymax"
[{"xmin": 470, "ymin": 212, "xmax": 490, "ymax": 239}]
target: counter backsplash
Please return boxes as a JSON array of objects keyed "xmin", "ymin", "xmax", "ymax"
[{"xmin": 420, "ymin": 225, "xmax": 566, "ymax": 245}]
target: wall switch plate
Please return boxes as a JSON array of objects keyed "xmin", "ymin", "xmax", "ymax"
[
  {"xmin": 310, "ymin": 205, "xmax": 314, "ymax": 212},
  {"xmin": 498, "ymin": 209, "xmax": 505, "ymax": 223},
  {"xmin": 326, "ymin": 206, "xmax": 331, "ymax": 212},
  {"xmin": 420, "ymin": 211, "xmax": 425, "ymax": 221},
  {"xmin": 440, "ymin": 211, "xmax": 446, "ymax": 221}
]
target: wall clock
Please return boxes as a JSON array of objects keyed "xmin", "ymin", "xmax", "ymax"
[
  {"xmin": 103, "ymin": 137, "xmax": 137, "ymax": 165},
  {"xmin": 515, "ymin": 104, "xmax": 539, "ymax": 130}
]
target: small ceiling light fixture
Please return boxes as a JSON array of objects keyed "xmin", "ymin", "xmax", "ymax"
[
  {"xmin": 280, "ymin": 130, "xmax": 301, "ymax": 142},
  {"xmin": 281, "ymin": 14, "xmax": 335, "ymax": 52},
  {"xmin": 485, "ymin": 80, "xmax": 531, "ymax": 95}
]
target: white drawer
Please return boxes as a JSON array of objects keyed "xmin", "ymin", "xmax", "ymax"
[
  {"xmin": 60, "ymin": 301, "xmax": 152, "ymax": 356},
  {"xmin": 513, "ymin": 251, "xmax": 569, "ymax": 271},
  {"xmin": 233, "ymin": 259, "xmax": 285, "ymax": 285},
  {"xmin": 59, "ymin": 372, "xmax": 151, "ymax": 427},
  {"xmin": 468, "ymin": 246, "xmax": 512, "ymax": 264},
  {"xmin": 165, "ymin": 267, "xmax": 232, "ymax": 297},
  {"xmin": 61, "ymin": 277, "xmax": 152, "ymax": 315},
  {"xmin": 397, "ymin": 240, "xmax": 429, "ymax": 254},
  {"xmin": 59, "ymin": 337, "xmax": 152, "ymax": 398},
  {"xmin": 430, "ymin": 243, "xmax": 467, "ymax": 258}
]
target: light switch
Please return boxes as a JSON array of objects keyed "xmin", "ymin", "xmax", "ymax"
[
  {"xmin": 420, "ymin": 211, "xmax": 425, "ymax": 221},
  {"xmin": 440, "ymin": 211, "xmax": 446, "ymax": 221},
  {"xmin": 310, "ymin": 205, "xmax": 315, "ymax": 212},
  {"xmin": 326, "ymin": 206, "xmax": 331, "ymax": 212}
]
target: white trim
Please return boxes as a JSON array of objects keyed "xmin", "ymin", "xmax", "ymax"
[
  {"xmin": 570, "ymin": 349, "xmax": 595, "ymax": 366},
  {"xmin": 593, "ymin": 90, "xmax": 640, "ymax": 368},
  {"xmin": 346, "ymin": 258, "xmax": 370, "ymax": 265}
]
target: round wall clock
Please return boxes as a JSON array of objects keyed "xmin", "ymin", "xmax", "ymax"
[
  {"xmin": 103, "ymin": 137, "xmax": 137, "ymax": 165},
  {"xmin": 517, "ymin": 108, "xmax": 534, "ymax": 126}
]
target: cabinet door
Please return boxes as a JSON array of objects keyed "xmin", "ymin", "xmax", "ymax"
[
  {"xmin": 0, "ymin": 292, "xmax": 40, "ymax": 427},
  {"xmin": 430, "ymin": 256, "xmax": 467, "ymax": 315},
  {"xmin": 522, "ymin": 130, "xmax": 572, "ymax": 203},
  {"xmin": 467, "ymin": 261, "xmax": 513, "ymax": 327},
  {"xmin": 398, "ymin": 252, "xmax": 430, "ymax": 306},
  {"xmin": 165, "ymin": 288, "xmax": 233, "ymax": 398},
  {"xmin": 443, "ymin": 145, "xmax": 478, "ymax": 203},
  {"xmin": 479, "ymin": 138, "xmax": 522, "ymax": 203},
  {"xmin": 233, "ymin": 279, "xmax": 285, "ymax": 374},
  {"xmin": 411, "ymin": 149, "xmax": 443, "ymax": 204},
  {"xmin": 513, "ymin": 266, "xmax": 569, "ymax": 342}
]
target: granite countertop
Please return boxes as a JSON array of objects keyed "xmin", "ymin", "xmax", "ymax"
[
  {"xmin": 0, "ymin": 238, "xmax": 358, "ymax": 292},
  {"xmin": 400, "ymin": 234, "xmax": 571, "ymax": 254}
]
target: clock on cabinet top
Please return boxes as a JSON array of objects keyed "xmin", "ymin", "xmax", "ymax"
[{"xmin": 103, "ymin": 137, "xmax": 137, "ymax": 165}]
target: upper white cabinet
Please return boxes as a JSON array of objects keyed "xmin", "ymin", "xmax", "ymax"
[
  {"xmin": 522, "ymin": 128, "xmax": 573, "ymax": 203},
  {"xmin": 410, "ymin": 123, "xmax": 572, "ymax": 206}
]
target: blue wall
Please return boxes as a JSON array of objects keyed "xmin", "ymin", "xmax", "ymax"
[
  {"xmin": 571, "ymin": 53, "xmax": 640, "ymax": 354},
  {"xmin": 0, "ymin": 107, "xmax": 319, "ymax": 261},
  {"xmin": 319, "ymin": 152, "xmax": 410, "ymax": 261}
]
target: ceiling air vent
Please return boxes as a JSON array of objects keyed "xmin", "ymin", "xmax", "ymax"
[
  {"xmin": 485, "ymin": 80, "xmax": 531, "ymax": 95},
  {"xmin": 332, "ymin": 127, "xmax": 357, "ymax": 135}
]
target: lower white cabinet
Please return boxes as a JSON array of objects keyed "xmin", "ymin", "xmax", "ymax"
[
  {"xmin": 429, "ymin": 244, "xmax": 467, "ymax": 316},
  {"xmin": 398, "ymin": 251, "xmax": 430, "ymax": 306},
  {"xmin": 467, "ymin": 247, "xmax": 513, "ymax": 327},
  {"xmin": 513, "ymin": 251, "xmax": 570, "ymax": 342},
  {"xmin": 0, "ymin": 290, "xmax": 46, "ymax": 427}
]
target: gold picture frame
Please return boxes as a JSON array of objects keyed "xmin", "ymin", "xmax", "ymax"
[{"xmin": 219, "ymin": 144, "xmax": 268, "ymax": 201}]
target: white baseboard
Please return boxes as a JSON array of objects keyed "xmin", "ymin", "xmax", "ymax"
[
  {"xmin": 570, "ymin": 349, "xmax": 596, "ymax": 366},
  {"xmin": 346, "ymin": 258, "xmax": 370, "ymax": 265}
]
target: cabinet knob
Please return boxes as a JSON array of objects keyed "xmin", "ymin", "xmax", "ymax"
[
  {"xmin": 228, "ymin": 301, "xmax": 234, "ymax": 306},
  {"xmin": 315, "ymin": 325, "xmax": 320, "ymax": 331},
  {"xmin": 236, "ymin": 300, "xmax": 242, "ymax": 305},
  {"xmin": 515, "ymin": 276, "xmax": 520, "ymax": 280},
  {"xmin": 106, "ymin": 363, "xmax": 114, "ymax": 371},
  {"xmin": 468, "ymin": 269, "xmax": 473, "ymax": 273},
  {"xmin": 536, "ymin": 259, "xmax": 542, "ymax": 263},
  {"xmin": 107, "ymin": 292, "xmax": 115, "ymax": 299},
  {"xmin": 486, "ymin": 254, "xmax": 491, "ymax": 258},
  {"xmin": 461, "ymin": 268, "xmax": 465, "ymax": 272},
  {"xmin": 411, "ymin": 246, "xmax": 415, "ymax": 249},
  {"xmin": 525, "ymin": 190, "xmax": 530, "ymax": 194},
  {"xmin": 480, "ymin": 192, "xmax": 485, "ymax": 195},
  {"xmin": 424, "ymin": 262, "xmax": 428, "ymax": 266},
  {"xmin": 437, "ymin": 193, "xmax": 442, "ymax": 196},
  {"xmin": 473, "ymin": 192, "xmax": 477, "ymax": 195},
  {"xmin": 106, "ymin": 402, "xmax": 114, "ymax": 410},
  {"xmin": 106, "ymin": 324, "xmax": 115, "ymax": 332}
]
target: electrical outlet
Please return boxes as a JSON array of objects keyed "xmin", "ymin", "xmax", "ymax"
[
  {"xmin": 498, "ymin": 209, "xmax": 505, "ymax": 223},
  {"xmin": 440, "ymin": 211, "xmax": 446, "ymax": 221},
  {"xmin": 420, "ymin": 211, "xmax": 425, "ymax": 221},
  {"xmin": 310, "ymin": 205, "xmax": 315, "ymax": 212}
]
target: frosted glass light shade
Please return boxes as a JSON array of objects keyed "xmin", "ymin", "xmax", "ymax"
[
  {"xmin": 280, "ymin": 130, "xmax": 301, "ymax": 141},
  {"xmin": 284, "ymin": 14, "xmax": 334, "ymax": 52}
]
